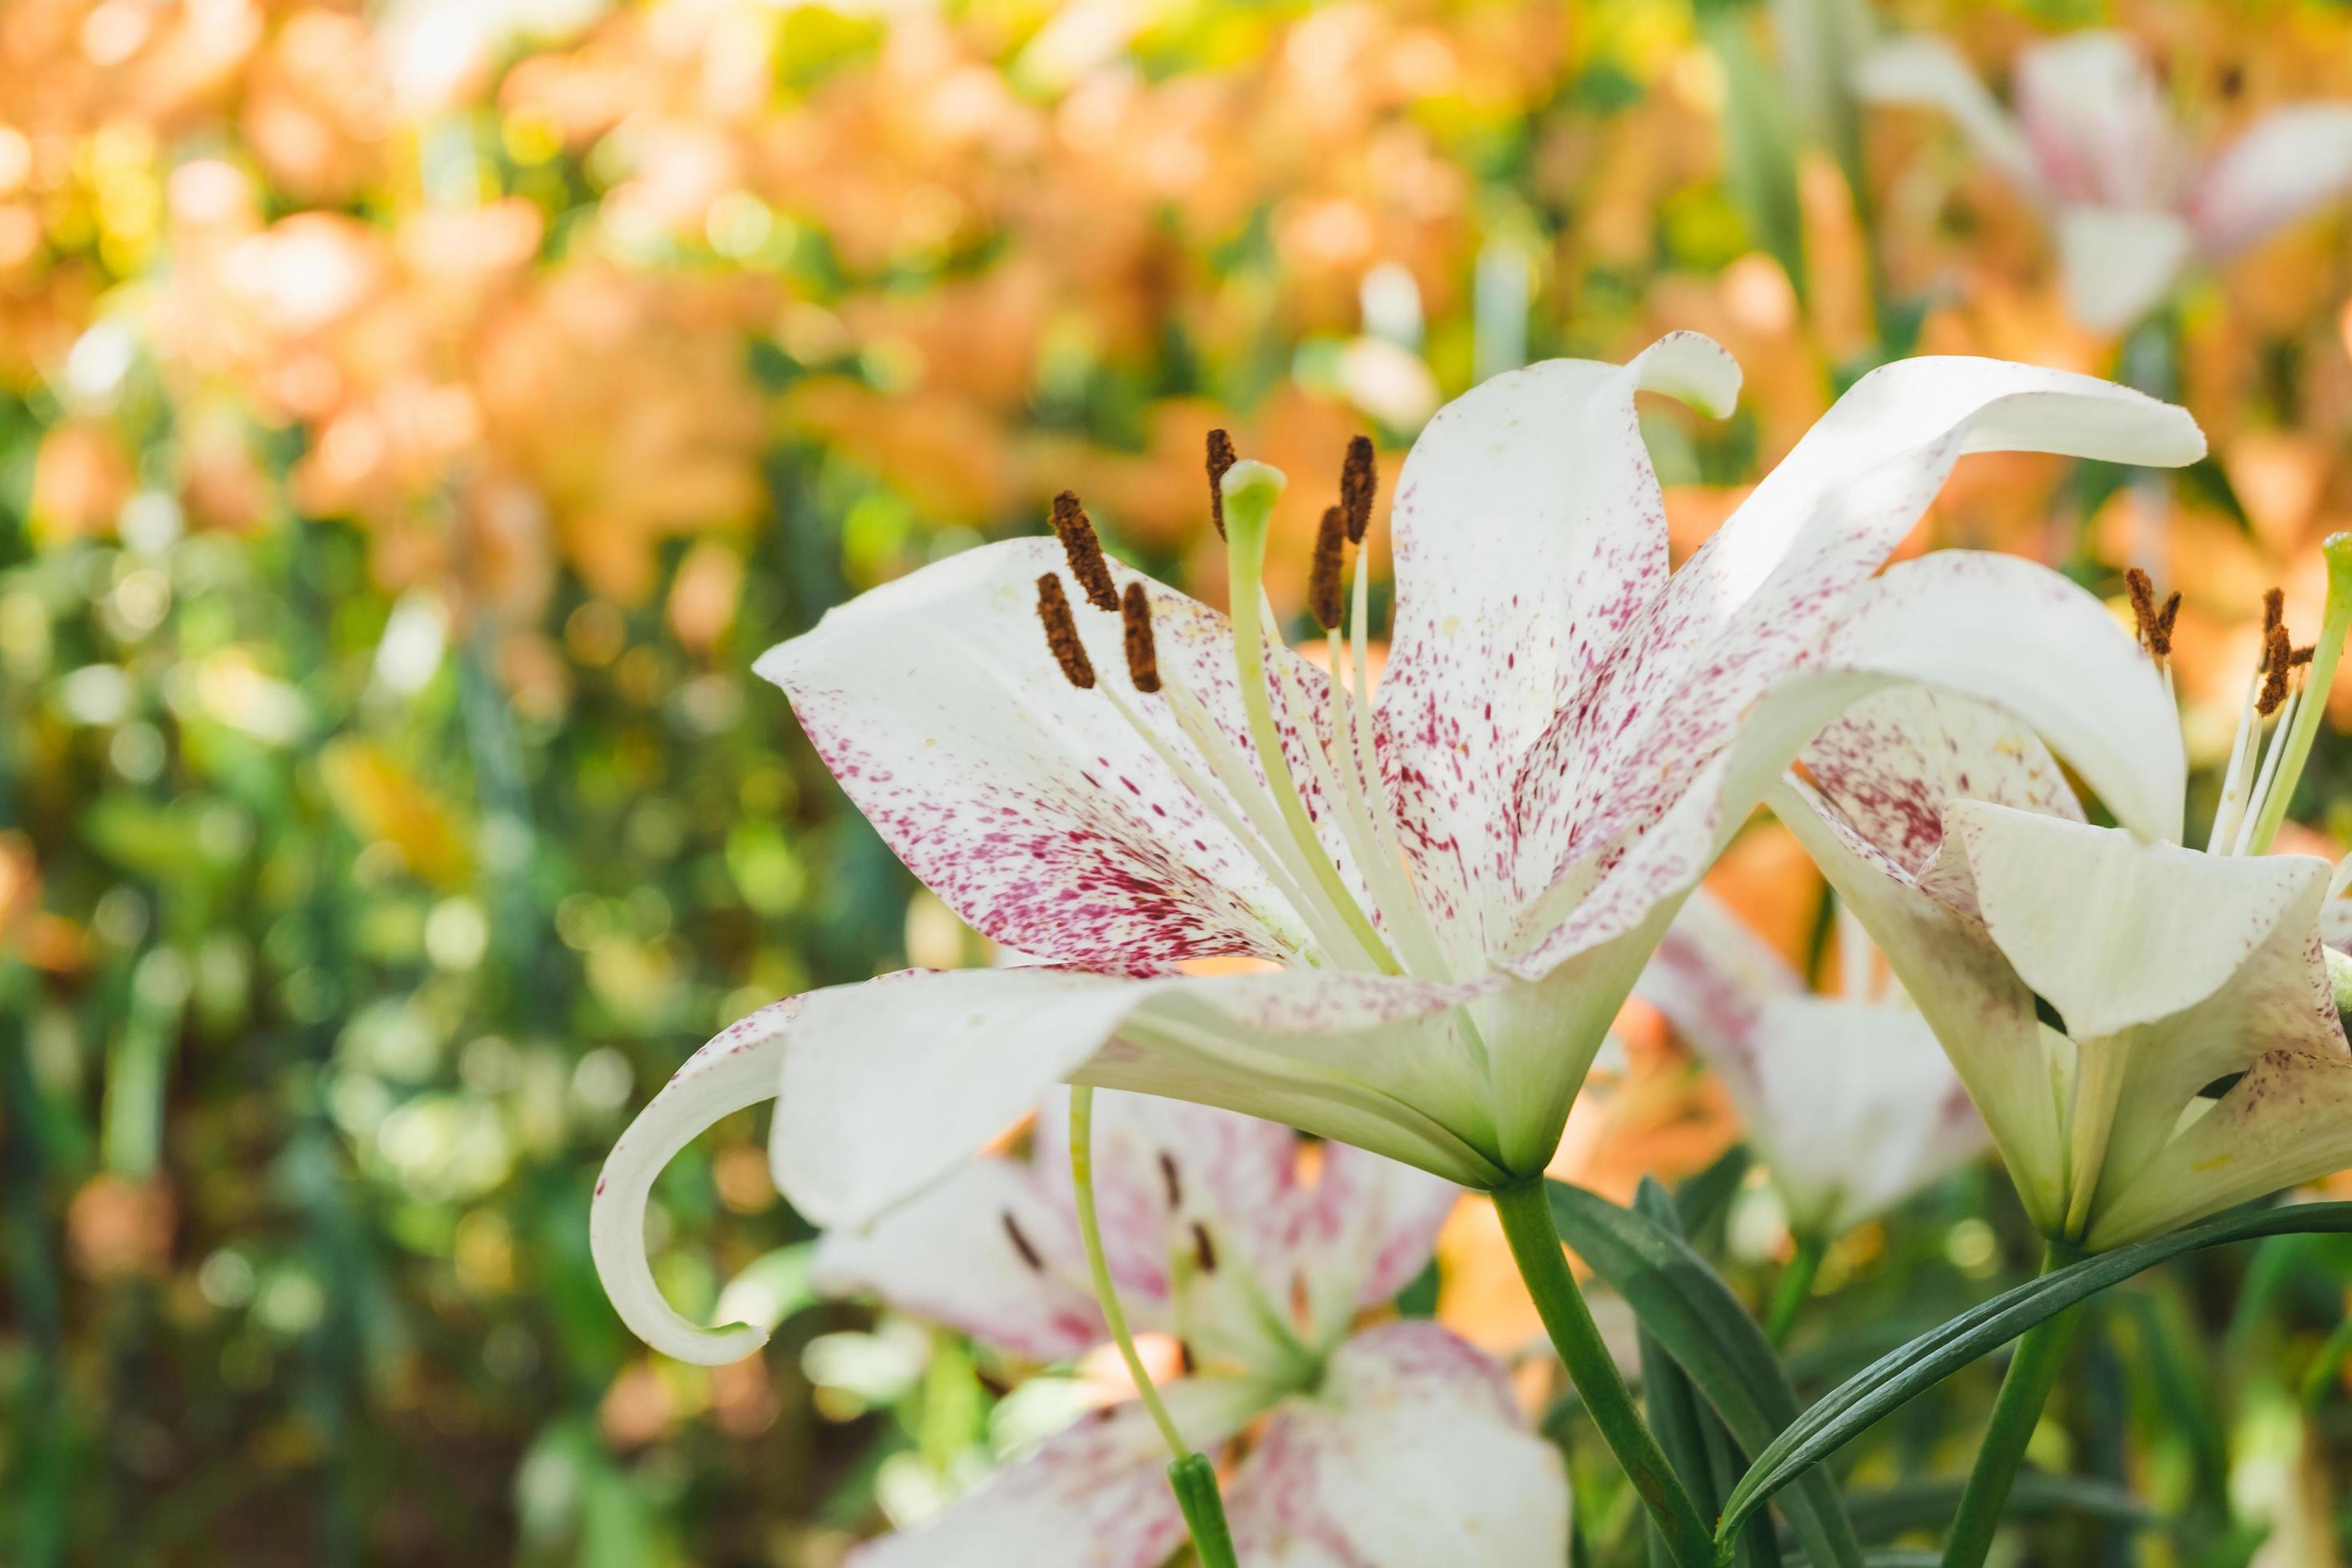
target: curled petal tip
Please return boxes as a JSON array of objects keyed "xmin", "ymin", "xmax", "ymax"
[{"xmin": 589, "ymin": 1000, "xmax": 800, "ymax": 1365}]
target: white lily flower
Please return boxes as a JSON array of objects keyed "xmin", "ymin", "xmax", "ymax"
[
  {"xmin": 814, "ymin": 1088, "xmax": 1568, "ymax": 1567},
  {"xmin": 1637, "ymin": 886, "xmax": 1987, "ymax": 1239},
  {"xmin": 1771, "ymin": 556, "xmax": 2352, "ymax": 1250},
  {"xmin": 594, "ymin": 333, "xmax": 2204, "ymax": 1362},
  {"xmin": 1857, "ymin": 30, "xmax": 2352, "ymax": 334}
]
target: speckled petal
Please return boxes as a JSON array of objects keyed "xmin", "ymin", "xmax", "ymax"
[
  {"xmin": 1224, "ymin": 1322, "xmax": 1570, "ymax": 1568},
  {"xmin": 1510, "ymin": 368, "xmax": 2198, "ymax": 922},
  {"xmin": 2086, "ymin": 1047, "xmax": 2352, "ymax": 1250},
  {"xmin": 1375, "ymin": 333, "xmax": 1738, "ymax": 957},
  {"xmin": 1275, "ymin": 1141, "xmax": 1462, "ymax": 1347},
  {"xmin": 756, "ymin": 537, "xmax": 1352, "ymax": 971},
  {"xmin": 1798, "ymin": 682, "xmax": 2085, "ymax": 878},
  {"xmin": 847, "ymin": 1378, "xmax": 1269, "ymax": 1568},
  {"xmin": 2190, "ymin": 105, "xmax": 2352, "ymax": 257},
  {"xmin": 812, "ymin": 1155, "xmax": 1108, "ymax": 1364},
  {"xmin": 590, "ymin": 998, "xmax": 799, "ymax": 1365},
  {"xmin": 1028, "ymin": 1085, "xmax": 1302, "ymax": 1323}
]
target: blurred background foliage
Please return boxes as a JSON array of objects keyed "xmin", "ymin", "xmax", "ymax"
[{"xmin": 6, "ymin": 0, "xmax": 2352, "ymax": 1563}]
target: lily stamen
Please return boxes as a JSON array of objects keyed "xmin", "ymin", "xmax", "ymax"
[
  {"xmin": 1051, "ymin": 490, "xmax": 1120, "ymax": 611},
  {"xmin": 1309, "ymin": 505, "xmax": 1347, "ymax": 631},
  {"xmin": 1205, "ymin": 429, "xmax": 1237, "ymax": 540},
  {"xmin": 1037, "ymin": 573, "xmax": 1097, "ymax": 689},
  {"xmin": 1120, "ymin": 582, "xmax": 1162, "ymax": 694}
]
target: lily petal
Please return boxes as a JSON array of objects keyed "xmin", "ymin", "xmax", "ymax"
[
  {"xmin": 755, "ymin": 538, "xmax": 1350, "ymax": 971},
  {"xmin": 1809, "ymin": 552, "xmax": 2185, "ymax": 843},
  {"xmin": 1029, "ymin": 1084, "xmax": 1302, "ymax": 1314},
  {"xmin": 1794, "ymin": 678, "xmax": 2086, "ymax": 874},
  {"xmin": 2012, "ymin": 32, "xmax": 2178, "ymax": 210},
  {"xmin": 1278, "ymin": 1141, "xmax": 1462, "ymax": 1347},
  {"xmin": 2054, "ymin": 206, "xmax": 2194, "ymax": 335},
  {"xmin": 2086, "ymin": 1047, "xmax": 2352, "ymax": 1250},
  {"xmin": 770, "ymin": 966, "xmax": 1506, "ymax": 1232},
  {"xmin": 1950, "ymin": 802, "xmax": 2328, "ymax": 1046},
  {"xmin": 1513, "ymin": 366, "xmax": 2198, "ymax": 923},
  {"xmin": 1377, "ymin": 332, "xmax": 1738, "ymax": 957},
  {"xmin": 2190, "ymin": 105, "xmax": 2352, "ymax": 257},
  {"xmin": 1226, "ymin": 1322, "xmax": 1571, "ymax": 1568},
  {"xmin": 849, "ymin": 1378, "xmax": 1270, "ymax": 1568},
  {"xmin": 811, "ymin": 1155, "xmax": 1109, "ymax": 1364},
  {"xmin": 590, "ymin": 1000, "xmax": 798, "ymax": 1365},
  {"xmin": 1854, "ymin": 36, "xmax": 2042, "ymax": 195},
  {"xmin": 1638, "ymin": 886, "xmax": 1806, "ymax": 1111},
  {"xmin": 1747, "ymin": 994, "xmax": 1987, "ymax": 1234},
  {"xmin": 1759, "ymin": 686, "xmax": 2088, "ymax": 1233}
]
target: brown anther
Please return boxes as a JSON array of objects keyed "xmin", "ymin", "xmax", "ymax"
[
  {"xmin": 1190, "ymin": 1222, "xmax": 1218, "ymax": 1274},
  {"xmin": 2262, "ymin": 586, "xmax": 2285, "ymax": 641},
  {"xmin": 2151, "ymin": 592, "xmax": 2181, "ymax": 658},
  {"xmin": 1120, "ymin": 582, "xmax": 1161, "ymax": 694},
  {"xmin": 2124, "ymin": 568, "xmax": 2158, "ymax": 650},
  {"xmin": 2293, "ymin": 644, "xmax": 2316, "ymax": 668},
  {"xmin": 2260, "ymin": 622, "xmax": 2291, "ymax": 714},
  {"xmin": 1308, "ymin": 504, "xmax": 1348, "ymax": 630},
  {"xmin": 1157, "ymin": 1151, "xmax": 1182, "ymax": 1209},
  {"xmin": 1206, "ymin": 429, "xmax": 1237, "ymax": 540},
  {"xmin": 1050, "ymin": 490, "xmax": 1118, "ymax": 612},
  {"xmin": 1339, "ymin": 434, "xmax": 1377, "ymax": 544},
  {"xmin": 1037, "ymin": 574, "xmax": 1096, "ymax": 690},
  {"xmin": 1003, "ymin": 1211, "xmax": 1045, "ymax": 1272}
]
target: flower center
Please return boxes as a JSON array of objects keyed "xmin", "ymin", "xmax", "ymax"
[{"xmin": 1030, "ymin": 439, "xmax": 1458, "ymax": 982}]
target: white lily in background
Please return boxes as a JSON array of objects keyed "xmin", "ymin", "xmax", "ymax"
[
  {"xmin": 594, "ymin": 331, "xmax": 2206, "ymax": 1362},
  {"xmin": 1772, "ymin": 557, "xmax": 2352, "ymax": 1250},
  {"xmin": 1637, "ymin": 886, "xmax": 1987, "ymax": 1240},
  {"xmin": 811, "ymin": 1088, "xmax": 1567, "ymax": 1567},
  {"xmin": 1857, "ymin": 30, "xmax": 2352, "ymax": 334}
]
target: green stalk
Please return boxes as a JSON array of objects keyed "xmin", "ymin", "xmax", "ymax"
[
  {"xmin": 1490, "ymin": 1177, "xmax": 1716, "ymax": 1568},
  {"xmin": 1939, "ymin": 1244, "xmax": 2084, "ymax": 1568},
  {"xmin": 1764, "ymin": 1233, "xmax": 1827, "ymax": 1348},
  {"xmin": 2246, "ymin": 533, "xmax": 2352, "ymax": 855},
  {"xmin": 1069, "ymin": 1087, "xmax": 1238, "ymax": 1568}
]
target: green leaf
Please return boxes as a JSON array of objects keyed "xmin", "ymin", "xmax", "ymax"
[
  {"xmin": 1674, "ymin": 1143, "xmax": 1754, "ymax": 1250},
  {"xmin": 1838, "ymin": 1473, "xmax": 2165, "ymax": 1544},
  {"xmin": 1546, "ymin": 1181, "xmax": 1862, "ymax": 1568},
  {"xmin": 1718, "ymin": 1202, "xmax": 2352, "ymax": 1542},
  {"xmin": 1634, "ymin": 1182, "xmax": 1728, "ymax": 1517}
]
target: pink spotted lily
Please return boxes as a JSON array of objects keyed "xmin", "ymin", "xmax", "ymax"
[
  {"xmin": 1858, "ymin": 30, "xmax": 2352, "ymax": 334},
  {"xmin": 592, "ymin": 332, "xmax": 2205, "ymax": 1362},
  {"xmin": 1771, "ymin": 550, "xmax": 2352, "ymax": 1250},
  {"xmin": 1637, "ymin": 886, "xmax": 1987, "ymax": 1241},
  {"xmin": 810, "ymin": 1088, "xmax": 1567, "ymax": 1566}
]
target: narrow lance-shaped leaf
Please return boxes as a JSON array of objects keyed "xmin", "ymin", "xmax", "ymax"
[
  {"xmin": 1546, "ymin": 1181, "xmax": 1864, "ymax": 1568},
  {"xmin": 1717, "ymin": 1202, "xmax": 2352, "ymax": 1543}
]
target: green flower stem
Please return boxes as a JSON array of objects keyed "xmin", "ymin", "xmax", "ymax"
[
  {"xmin": 1939, "ymin": 1244, "xmax": 2085, "ymax": 1568},
  {"xmin": 1764, "ymin": 1233, "xmax": 1827, "ymax": 1347},
  {"xmin": 1068, "ymin": 1087, "xmax": 1238, "ymax": 1568},
  {"xmin": 1490, "ymin": 1177, "xmax": 1716, "ymax": 1568}
]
